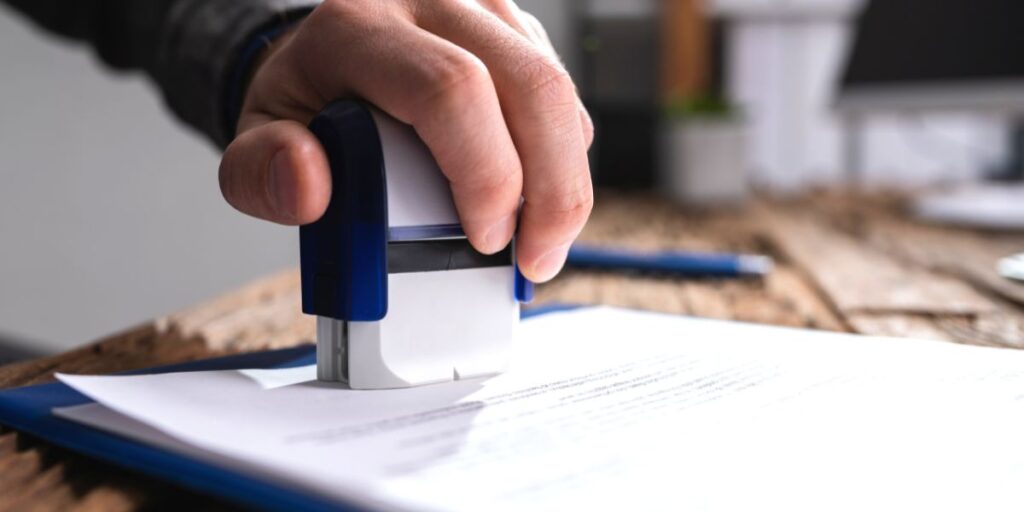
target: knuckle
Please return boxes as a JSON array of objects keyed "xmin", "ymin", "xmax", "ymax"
[
  {"xmin": 520, "ymin": 57, "xmax": 575, "ymax": 105},
  {"xmin": 421, "ymin": 52, "xmax": 491, "ymax": 105},
  {"xmin": 539, "ymin": 105, "xmax": 587, "ymax": 149},
  {"xmin": 545, "ymin": 177, "xmax": 594, "ymax": 222},
  {"xmin": 463, "ymin": 160, "xmax": 520, "ymax": 196}
]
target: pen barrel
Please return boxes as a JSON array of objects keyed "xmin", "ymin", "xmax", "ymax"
[{"xmin": 566, "ymin": 245, "xmax": 769, "ymax": 277}]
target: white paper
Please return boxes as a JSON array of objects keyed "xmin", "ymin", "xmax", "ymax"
[{"xmin": 55, "ymin": 308, "xmax": 1024, "ymax": 511}]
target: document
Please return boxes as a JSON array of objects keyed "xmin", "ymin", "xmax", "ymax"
[{"xmin": 56, "ymin": 308, "xmax": 1024, "ymax": 511}]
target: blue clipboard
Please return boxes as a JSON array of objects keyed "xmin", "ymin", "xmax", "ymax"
[{"xmin": 0, "ymin": 305, "xmax": 578, "ymax": 511}]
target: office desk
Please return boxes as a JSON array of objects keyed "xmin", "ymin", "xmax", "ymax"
[{"xmin": 3, "ymin": 191, "xmax": 1024, "ymax": 510}]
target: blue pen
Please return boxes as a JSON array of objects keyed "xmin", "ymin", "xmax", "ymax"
[{"xmin": 565, "ymin": 244, "xmax": 774, "ymax": 277}]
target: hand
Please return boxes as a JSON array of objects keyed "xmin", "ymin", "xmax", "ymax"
[{"xmin": 219, "ymin": 0, "xmax": 594, "ymax": 283}]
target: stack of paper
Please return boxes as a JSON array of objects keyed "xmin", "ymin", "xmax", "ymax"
[{"xmin": 57, "ymin": 308, "xmax": 1024, "ymax": 511}]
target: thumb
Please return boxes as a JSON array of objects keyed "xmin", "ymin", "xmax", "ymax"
[{"xmin": 219, "ymin": 120, "xmax": 332, "ymax": 225}]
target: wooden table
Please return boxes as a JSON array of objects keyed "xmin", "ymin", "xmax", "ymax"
[{"xmin": 4, "ymin": 191, "xmax": 1024, "ymax": 510}]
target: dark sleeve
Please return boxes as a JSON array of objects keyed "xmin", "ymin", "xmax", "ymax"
[{"xmin": 2, "ymin": 0, "xmax": 315, "ymax": 148}]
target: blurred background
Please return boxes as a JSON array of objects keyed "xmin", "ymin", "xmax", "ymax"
[{"xmin": 1, "ymin": 0, "xmax": 1022, "ymax": 357}]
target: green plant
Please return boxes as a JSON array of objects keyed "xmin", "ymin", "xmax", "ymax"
[{"xmin": 662, "ymin": 95, "xmax": 734, "ymax": 119}]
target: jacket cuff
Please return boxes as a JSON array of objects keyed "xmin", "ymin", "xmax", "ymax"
[
  {"xmin": 223, "ymin": 10, "xmax": 312, "ymax": 147},
  {"xmin": 154, "ymin": 1, "xmax": 317, "ymax": 149}
]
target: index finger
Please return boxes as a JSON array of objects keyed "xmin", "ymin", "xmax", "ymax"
[{"xmin": 416, "ymin": 3, "xmax": 593, "ymax": 282}]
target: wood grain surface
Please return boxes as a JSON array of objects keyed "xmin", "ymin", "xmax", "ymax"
[{"xmin": 4, "ymin": 191, "xmax": 1024, "ymax": 510}]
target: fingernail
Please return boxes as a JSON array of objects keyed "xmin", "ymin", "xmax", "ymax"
[
  {"xmin": 269, "ymin": 150, "xmax": 298, "ymax": 221},
  {"xmin": 483, "ymin": 214, "xmax": 516, "ymax": 254},
  {"xmin": 531, "ymin": 242, "xmax": 572, "ymax": 282}
]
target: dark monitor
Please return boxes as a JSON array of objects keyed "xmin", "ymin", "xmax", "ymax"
[{"xmin": 838, "ymin": 0, "xmax": 1024, "ymax": 113}]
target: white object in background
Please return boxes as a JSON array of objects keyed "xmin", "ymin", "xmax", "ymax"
[
  {"xmin": 659, "ymin": 117, "xmax": 749, "ymax": 205},
  {"xmin": 57, "ymin": 307, "xmax": 1024, "ymax": 511},
  {"xmin": 998, "ymin": 253, "xmax": 1024, "ymax": 282},
  {"xmin": 713, "ymin": 0, "xmax": 864, "ymax": 193},
  {"xmin": 855, "ymin": 114, "xmax": 1010, "ymax": 186},
  {"xmin": 913, "ymin": 183, "xmax": 1024, "ymax": 230}
]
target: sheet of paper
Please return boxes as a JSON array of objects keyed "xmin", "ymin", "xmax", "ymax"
[{"xmin": 55, "ymin": 308, "xmax": 1024, "ymax": 511}]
